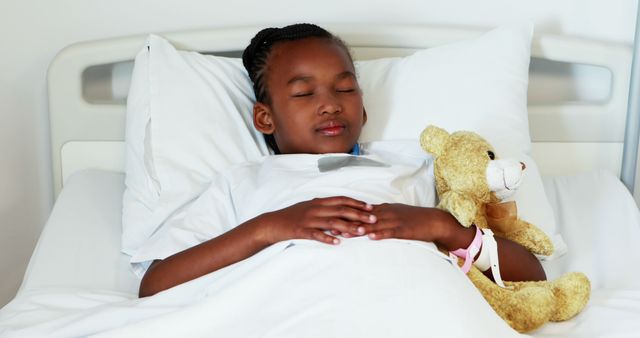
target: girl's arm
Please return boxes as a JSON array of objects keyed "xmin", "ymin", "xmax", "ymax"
[
  {"xmin": 363, "ymin": 204, "xmax": 546, "ymax": 282},
  {"xmin": 435, "ymin": 214, "xmax": 546, "ymax": 282},
  {"xmin": 138, "ymin": 196, "xmax": 376, "ymax": 297},
  {"xmin": 139, "ymin": 216, "xmax": 269, "ymax": 298}
]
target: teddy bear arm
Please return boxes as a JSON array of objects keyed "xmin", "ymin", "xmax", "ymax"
[
  {"xmin": 438, "ymin": 191, "xmax": 478, "ymax": 227},
  {"xmin": 502, "ymin": 219, "xmax": 555, "ymax": 256}
]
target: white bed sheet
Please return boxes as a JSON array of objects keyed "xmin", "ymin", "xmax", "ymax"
[
  {"xmin": 0, "ymin": 169, "xmax": 639, "ymax": 337},
  {"xmin": 541, "ymin": 171, "xmax": 640, "ymax": 290},
  {"xmin": 534, "ymin": 171, "xmax": 640, "ymax": 337}
]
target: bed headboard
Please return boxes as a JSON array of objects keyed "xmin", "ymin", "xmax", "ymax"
[{"xmin": 48, "ymin": 24, "xmax": 632, "ymax": 198}]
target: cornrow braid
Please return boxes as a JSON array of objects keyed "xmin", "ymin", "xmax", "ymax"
[{"xmin": 242, "ymin": 23, "xmax": 354, "ymax": 154}]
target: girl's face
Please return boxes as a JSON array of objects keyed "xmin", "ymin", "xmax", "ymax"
[{"xmin": 253, "ymin": 37, "xmax": 366, "ymax": 154}]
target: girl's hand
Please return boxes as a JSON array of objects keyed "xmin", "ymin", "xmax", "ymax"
[
  {"xmin": 362, "ymin": 204, "xmax": 466, "ymax": 246},
  {"xmin": 257, "ymin": 196, "xmax": 377, "ymax": 245}
]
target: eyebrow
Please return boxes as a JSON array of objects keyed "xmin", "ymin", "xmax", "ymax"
[
  {"xmin": 286, "ymin": 71, "xmax": 356, "ymax": 86},
  {"xmin": 287, "ymin": 75, "xmax": 313, "ymax": 86},
  {"xmin": 336, "ymin": 71, "xmax": 356, "ymax": 80}
]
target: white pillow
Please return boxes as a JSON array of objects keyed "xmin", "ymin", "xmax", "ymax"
[
  {"xmin": 123, "ymin": 25, "xmax": 566, "ymax": 259},
  {"xmin": 358, "ymin": 25, "xmax": 531, "ymax": 155},
  {"xmin": 356, "ymin": 23, "xmax": 566, "ymax": 258},
  {"xmin": 122, "ymin": 35, "xmax": 268, "ymax": 256},
  {"xmin": 123, "ymin": 44, "xmax": 157, "ymax": 256}
]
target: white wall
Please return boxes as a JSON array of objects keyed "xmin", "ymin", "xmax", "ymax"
[{"xmin": 0, "ymin": 0, "xmax": 636, "ymax": 307}]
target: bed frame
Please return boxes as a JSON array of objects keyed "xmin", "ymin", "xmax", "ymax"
[{"xmin": 47, "ymin": 24, "xmax": 633, "ymax": 199}]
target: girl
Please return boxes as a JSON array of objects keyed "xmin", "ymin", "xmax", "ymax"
[{"xmin": 137, "ymin": 23, "xmax": 545, "ymax": 298}]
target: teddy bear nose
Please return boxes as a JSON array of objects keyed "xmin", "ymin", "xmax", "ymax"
[{"xmin": 520, "ymin": 162, "xmax": 526, "ymax": 170}]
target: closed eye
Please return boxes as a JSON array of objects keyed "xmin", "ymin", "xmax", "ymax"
[
  {"xmin": 292, "ymin": 92, "xmax": 313, "ymax": 97},
  {"xmin": 336, "ymin": 88, "xmax": 356, "ymax": 93}
]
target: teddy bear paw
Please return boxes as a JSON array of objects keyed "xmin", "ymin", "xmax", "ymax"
[
  {"xmin": 550, "ymin": 272, "xmax": 591, "ymax": 321},
  {"xmin": 496, "ymin": 285, "xmax": 555, "ymax": 333}
]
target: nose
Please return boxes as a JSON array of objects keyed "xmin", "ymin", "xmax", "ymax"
[
  {"xmin": 520, "ymin": 162, "xmax": 526, "ymax": 170},
  {"xmin": 317, "ymin": 91, "xmax": 342, "ymax": 115}
]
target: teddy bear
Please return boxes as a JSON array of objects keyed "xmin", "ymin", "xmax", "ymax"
[{"xmin": 420, "ymin": 125, "xmax": 591, "ymax": 333}]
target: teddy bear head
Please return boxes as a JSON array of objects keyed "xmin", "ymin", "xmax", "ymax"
[{"xmin": 420, "ymin": 125, "xmax": 526, "ymax": 203}]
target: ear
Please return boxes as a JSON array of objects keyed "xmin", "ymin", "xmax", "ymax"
[
  {"xmin": 420, "ymin": 125, "xmax": 450, "ymax": 157},
  {"xmin": 253, "ymin": 102, "xmax": 275, "ymax": 135},
  {"xmin": 362, "ymin": 107, "xmax": 368, "ymax": 125}
]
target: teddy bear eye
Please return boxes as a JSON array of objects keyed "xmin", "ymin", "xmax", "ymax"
[{"xmin": 487, "ymin": 151, "xmax": 495, "ymax": 160}]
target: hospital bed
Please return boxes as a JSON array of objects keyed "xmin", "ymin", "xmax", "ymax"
[{"xmin": 1, "ymin": 23, "xmax": 640, "ymax": 337}]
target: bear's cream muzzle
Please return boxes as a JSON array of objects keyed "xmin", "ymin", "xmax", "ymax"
[{"xmin": 486, "ymin": 159, "xmax": 526, "ymax": 200}]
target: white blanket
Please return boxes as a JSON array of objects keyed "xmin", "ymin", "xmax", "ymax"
[
  {"xmin": 1, "ymin": 239, "xmax": 524, "ymax": 338},
  {"xmin": 3, "ymin": 170, "xmax": 640, "ymax": 338}
]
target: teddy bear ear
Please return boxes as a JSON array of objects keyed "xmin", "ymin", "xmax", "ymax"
[{"xmin": 420, "ymin": 125, "xmax": 450, "ymax": 157}]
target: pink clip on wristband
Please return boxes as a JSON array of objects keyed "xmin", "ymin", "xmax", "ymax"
[{"xmin": 450, "ymin": 225, "xmax": 482, "ymax": 274}]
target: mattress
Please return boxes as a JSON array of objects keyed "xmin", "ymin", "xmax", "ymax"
[
  {"xmin": 0, "ymin": 169, "xmax": 639, "ymax": 337},
  {"xmin": 15, "ymin": 169, "xmax": 138, "ymax": 294}
]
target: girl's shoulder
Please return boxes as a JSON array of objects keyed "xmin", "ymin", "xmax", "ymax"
[
  {"xmin": 219, "ymin": 155, "xmax": 270, "ymax": 179},
  {"xmin": 219, "ymin": 154, "xmax": 320, "ymax": 184},
  {"xmin": 220, "ymin": 141, "xmax": 434, "ymax": 180},
  {"xmin": 361, "ymin": 140, "xmax": 433, "ymax": 166}
]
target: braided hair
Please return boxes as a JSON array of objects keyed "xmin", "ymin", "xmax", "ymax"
[{"xmin": 242, "ymin": 23, "xmax": 354, "ymax": 153}]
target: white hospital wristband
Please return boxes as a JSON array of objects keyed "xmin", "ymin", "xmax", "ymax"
[
  {"xmin": 473, "ymin": 230, "xmax": 491, "ymax": 272},
  {"xmin": 473, "ymin": 228, "xmax": 507, "ymax": 288}
]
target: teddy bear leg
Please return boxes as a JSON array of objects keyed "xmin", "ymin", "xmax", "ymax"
[
  {"xmin": 504, "ymin": 272, "xmax": 591, "ymax": 322},
  {"xmin": 468, "ymin": 268, "xmax": 555, "ymax": 333},
  {"xmin": 548, "ymin": 272, "xmax": 591, "ymax": 321}
]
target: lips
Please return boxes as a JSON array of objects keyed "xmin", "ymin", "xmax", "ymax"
[{"xmin": 315, "ymin": 120, "xmax": 346, "ymax": 136}]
